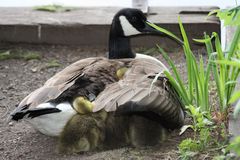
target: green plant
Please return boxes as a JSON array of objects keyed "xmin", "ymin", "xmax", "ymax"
[
  {"xmin": 148, "ymin": 4, "xmax": 240, "ymax": 158},
  {"xmin": 148, "ymin": 6, "xmax": 240, "ymax": 158},
  {"xmin": 149, "ymin": 18, "xmax": 213, "ymax": 114},
  {"xmin": 21, "ymin": 52, "xmax": 42, "ymax": 60},
  {"xmin": 207, "ymin": 5, "xmax": 240, "ymax": 119},
  {"xmin": 46, "ymin": 59, "xmax": 62, "ymax": 68},
  {"xmin": 210, "ymin": 26, "xmax": 240, "ymax": 118},
  {"xmin": 149, "ymin": 14, "xmax": 240, "ymax": 122},
  {"xmin": 180, "ymin": 105, "xmax": 212, "ymax": 134},
  {"xmin": 178, "ymin": 138, "xmax": 200, "ymax": 160},
  {"xmin": 227, "ymin": 136, "xmax": 240, "ymax": 156},
  {"xmin": 178, "ymin": 105, "xmax": 215, "ymax": 159},
  {"xmin": 0, "ymin": 51, "xmax": 13, "ymax": 60},
  {"xmin": 149, "ymin": 19, "xmax": 227, "ymax": 159},
  {"xmin": 0, "ymin": 50, "xmax": 41, "ymax": 61},
  {"xmin": 214, "ymin": 56, "xmax": 240, "ymax": 118},
  {"xmin": 207, "ymin": 31, "xmax": 239, "ymax": 115},
  {"xmin": 178, "ymin": 105, "xmax": 228, "ymax": 159},
  {"xmin": 33, "ymin": 4, "xmax": 74, "ymax": 12},
  {"xmin": 209, "ymin": 5, "xmax": 240, "ymax": 26}
]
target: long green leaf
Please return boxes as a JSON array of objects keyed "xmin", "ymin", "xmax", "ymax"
[
  {"xmin": 215, "ymin": 60, "xmax": 240, "ymax": 100},
  {"xmin": 146, "ymin": 22, "xmax": 183, "ymax": 44},
  {"xmin": 229, "ymin": 90, "xmax": 240, "ymax": 104},
  {"xmin": 228, "ymin": 26, "xmax": 240, "ymax": 59},
  {"xmin": 234, "ymin": 100, "xmax": 240, "ymax": 119},
  {"xmin": 164, "ymin": 71, "xmax": 190, "ymax": 105},
  {"xmin": 204, "ymin": 58, "xmax": 212, "ymax": 112},
  {"xmin": 199, "ymin": 55, "xmax": 207, "ymax": 110},
  {"xmin": 158, "ymin": 45, "xmax": 190, "ymax": 104},
  {"xmin": 179, "ymin": 17, "xmax": 195, "ymax": 104},
  {"xmin": 215, "ymin": 60, "xmax": 240, "ymax": 68},
  {"xmin": 204, "ymin": 33, "xmax": 214, "ymax": 57},
  {"xmin": 215, "ymin": 33, "xmax": 227, "ymax": 110}
]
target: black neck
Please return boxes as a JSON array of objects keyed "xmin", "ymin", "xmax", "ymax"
[{"xmin": 108, "ymin": 20, "xmax": 135, "ymax": 59}]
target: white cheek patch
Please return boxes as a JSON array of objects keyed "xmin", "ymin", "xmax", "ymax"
[{"xmin": 119, "ymin": 16, "xmax": 141, "ymax": 36}]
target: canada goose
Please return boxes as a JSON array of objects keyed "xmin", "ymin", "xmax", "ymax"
[
  {"xmin": 9, "ymin": 8, "xmax": 185, "ymax": 153},
  {"xmin": 10, "ymin": 8, "xmax": 168, "ymax": 136},
  {"xmin": 58, "ymin": 58, "xmax": 184, "ymax": 153}
]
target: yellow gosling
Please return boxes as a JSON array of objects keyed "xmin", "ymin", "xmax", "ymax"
[
  {"xmin": 73, "ymin": 97, "xmax": 94, "ymax": 114},
  {"xmin": 116, "ymin": 67, "xmax": 128, "ymax": 79}
]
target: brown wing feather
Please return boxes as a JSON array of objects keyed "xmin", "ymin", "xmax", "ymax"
[
  {"xmin": 44, "ymin": 57, "xmax": 98, "ymax": 86},
  {"xmin": 18, "ymin": 57, "xmax": 107, "ymax": 109},
  {"xmin": 93, "ymin": 58, "xmax": 184, "ymax": 129},
  {"xmin": 93, "ymin": 58, "xmax": 165, "ymax": 112}
]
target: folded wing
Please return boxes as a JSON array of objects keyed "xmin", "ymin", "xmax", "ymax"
[{"xmin": 94, "ymin": 58, "xmax": 185, "ymax": 129}]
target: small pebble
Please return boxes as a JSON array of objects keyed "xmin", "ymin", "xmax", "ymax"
[
  {"xmin": 7, "ymin": 86, "xmax": 14, "ymax": 90},
  {"xmin": 31, "ymin": 68, "xmax": 38, "ymax": 73},
  {"xmin": 0, "ymin": 96, "xmax": 5, "ymax": 100},
  {"xmin": 8, "ymin": 122, "xmax": 13, "ymax": 126},
  {"xmin": 21, "ymin": 62, "xmax": 27, "ymax": 66}
]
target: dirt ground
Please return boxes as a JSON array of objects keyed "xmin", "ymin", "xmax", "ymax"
[{"xmin": 0, "ymin": 43, "xmax": 196, "ymax": 160}]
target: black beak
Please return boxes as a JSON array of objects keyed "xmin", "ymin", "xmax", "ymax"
[
  {"xmin": 142, "ymin": 20, "xmax": 184, "ymax": 45},
  {"xmin": 142, "ymin": 21, "xmax": 163, "ymax": 35}
]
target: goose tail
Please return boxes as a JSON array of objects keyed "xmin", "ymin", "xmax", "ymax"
[{"xmin": 10, "ymin": 104, "xmax": 61, "ymax": 121}]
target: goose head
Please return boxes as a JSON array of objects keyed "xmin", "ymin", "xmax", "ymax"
[{"xmin": 109, "ymin": 8, "xmax": 162, "ymax": 59}]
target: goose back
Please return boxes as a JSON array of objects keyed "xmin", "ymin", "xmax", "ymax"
[{"xmin": 17, "ymin": 57, "xmax": 127, "ymax": 110}]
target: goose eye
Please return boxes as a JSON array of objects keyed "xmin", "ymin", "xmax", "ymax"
[{"xmin": 131, "ymin": 16, "xmax": 137, "ymax": 22}]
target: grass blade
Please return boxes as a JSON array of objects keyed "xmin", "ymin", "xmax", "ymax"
[
  {"xmin": 178, "ymin": 17, "xmax": 194, "ymax": 103},
  {"xmin": 157, "ymin": 45, "xmax": 190, "ymax": 105},
  {"xmin": 146, "ymin": 21, "xmax": 183, "ymax": 45},
  {"xmin": 229, "ymin": 91, "xmax": 240, "ymax": 104}
]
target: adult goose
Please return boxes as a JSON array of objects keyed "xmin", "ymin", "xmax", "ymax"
[
  {"xmin": 58, "ymin": 58, "xmax": 185, "ymax": 153},
  {"xmin": 10, "ymin": 8, "xmax": 184, "ymax": 152}
]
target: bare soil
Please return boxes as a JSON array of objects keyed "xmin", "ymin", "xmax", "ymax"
[{"xmin": 0, "ymin": 44, "xmax": 198, "ymax": 160}]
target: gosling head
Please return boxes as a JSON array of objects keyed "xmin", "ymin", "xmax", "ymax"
[{"xmin": 73, "ymin": 97, "xmax": 94, "ymax": 114}]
